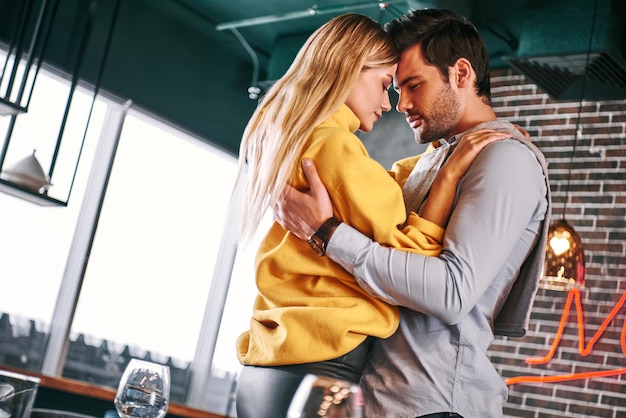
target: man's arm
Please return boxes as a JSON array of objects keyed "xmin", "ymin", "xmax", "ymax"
[
  {"xmin": 276, "ymin": 140, "xmax": 547, "ymax": 323},
  {"xmin": 275, "ymin": 129, "xmax": 510, "ymax": 236},
  {"xmin": 330, "ymin": 140, "xmax": 547, "ymax": 322},
  {"xmin": 419, "ymin": 128, "xmax": 509, "ymax": 228}
]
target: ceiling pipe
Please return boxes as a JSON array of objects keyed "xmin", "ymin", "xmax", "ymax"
[
  {"xmin": 229, "ymin": 28, "xmax": 261, "ymax": 99},
  {"xmin": 215, "ymin": 1, "xmax": 406, "ymax": 31}
]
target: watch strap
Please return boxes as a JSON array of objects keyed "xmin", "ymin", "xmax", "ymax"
[{"xmin": 307, "ymin": 217, "xmax": 342, "ymax": 256}]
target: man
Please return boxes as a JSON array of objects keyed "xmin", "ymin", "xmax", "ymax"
[{"xmin": 274, "ymin": 9, "xmax": 551, "ymax": 418}]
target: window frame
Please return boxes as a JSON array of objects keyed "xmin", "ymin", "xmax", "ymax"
[{"xmin": 29, "ymin": 95, "xmax": 242, "ymax": 412}]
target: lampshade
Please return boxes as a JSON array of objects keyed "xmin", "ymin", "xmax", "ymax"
[
  {"xmin": 0, "ymin": 150, "xmax": 52, "ymax": 193},
  {"xmin": 540, "ymin": 219, "xmax": 586, "ymax": 291}
]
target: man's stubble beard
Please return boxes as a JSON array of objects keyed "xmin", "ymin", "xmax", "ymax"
[{"xmin": 413, "ymin": 82, "xmax": 461, "ymax": 145}]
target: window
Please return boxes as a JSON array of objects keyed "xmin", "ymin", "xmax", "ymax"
[
  {"xmin": 0, "ymin": 72, "xmax": 102, "ymax": 371},
  {"xmin": 67, "ymin": 110, "xmax": 238, "ymax": 405},
  {"xmin": 0, "ymin": 67, "xmax": 251, "ymax": 414}
]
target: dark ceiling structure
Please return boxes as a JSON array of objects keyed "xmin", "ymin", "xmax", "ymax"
[
  {"xmin": 0, "ymin": 0, "xmax": 623, "ymax": 155},
  {"xmin": 167, "ymin": 0, "xmax": 626, "ymax": 101}
]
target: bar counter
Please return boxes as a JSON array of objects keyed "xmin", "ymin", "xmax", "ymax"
[{"xmin": 1, "ymin": 366, "xmax": 224, "ymax": 418}]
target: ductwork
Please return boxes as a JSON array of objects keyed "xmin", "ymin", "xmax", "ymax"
[{"xmin": 505, "ymin": 0, "xmax": 626, "ymax": 100}]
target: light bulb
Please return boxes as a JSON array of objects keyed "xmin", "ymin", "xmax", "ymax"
[{"xmin": 549, "ymin": 231, "xmax": 571, "ymax": 256}]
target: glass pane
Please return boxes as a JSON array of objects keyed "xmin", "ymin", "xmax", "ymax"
[
  {"xmin": 67, "ymin": 111, "xmax": 238, "ymax": 404},
  {"xmin": 0, "ymin": 74, "xmax": 102, "ymax": 372},
  {"xmin": 209, "ymin": 209, "xmax": 273, "ymax": 414},
  {"xmin": 0, "ymin": 71, "xmax": 93, "ymax": 203}
]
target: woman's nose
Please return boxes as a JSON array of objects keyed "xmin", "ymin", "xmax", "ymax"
[{"xmin": 382, "ymin": 92, "xmax": 392, "ymax": 112}]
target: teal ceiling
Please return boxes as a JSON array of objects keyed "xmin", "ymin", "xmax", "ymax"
[
  {"xmin": 165, "ymin": 0, "xmax": 532, "ymax": 74},
  {"xmin": 163, "ymin": 0, "xmax": 625, "ymax": 100},
  {"xmin": 0, "ymin": 0, "xmax": 622, "ymax": 156}
]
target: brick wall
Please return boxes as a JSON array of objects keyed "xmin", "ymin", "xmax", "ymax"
[{"xmin": 488, "ymin": 68, "xmax": 626, "ymax": 418}]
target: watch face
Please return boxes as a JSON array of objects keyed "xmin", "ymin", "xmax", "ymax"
[{"xmin": 307, "ymin": 235, "xmax": 325, "ymax": 256}]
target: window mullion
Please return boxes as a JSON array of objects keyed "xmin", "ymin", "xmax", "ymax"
[
  {"xmin": 185, "ymin": 170, "xmax": 245, "ymax": 409},
  {"xmin": 40, "ymin": 101, "xmax": 130, "ymax": 376}
]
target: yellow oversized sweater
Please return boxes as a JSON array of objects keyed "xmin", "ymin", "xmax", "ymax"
[{"xmin": 236, "ymin": 105, "xmax": 444, "ymax": 366}]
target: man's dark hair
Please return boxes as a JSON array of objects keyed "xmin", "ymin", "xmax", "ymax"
[{"xmin": 385, "ymin": 9, "xmax": 491, "ymax": 102}]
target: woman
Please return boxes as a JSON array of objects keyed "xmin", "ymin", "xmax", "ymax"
[{"xmin": 234, "ymin": 13, "xmax": 507, "ymax": 418}]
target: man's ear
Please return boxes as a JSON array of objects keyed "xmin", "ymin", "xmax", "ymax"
[{"xmin": 453, "ymin": 58, "xmax": 473, "ymax": 88}]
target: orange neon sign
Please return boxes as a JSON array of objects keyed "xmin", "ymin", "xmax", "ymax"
[{"xmin": 505, "ymin": 287, "xmax": 626, "ymax": 385}]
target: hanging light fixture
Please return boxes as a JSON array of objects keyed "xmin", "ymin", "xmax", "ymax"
[
  {"xmin": 542, "ymin": 219, "xmax": 586, "ymax": 291},
  {"xmin": 0, "ymin": 0, "xmax": 120, "ymax": 206},
  {"xmin": 540, "ymin": 0, "xmax": 598, "ymax": 291},
  {"xmin": 0, "ymin": 0, "xmax": 49, "ymax": 116}
]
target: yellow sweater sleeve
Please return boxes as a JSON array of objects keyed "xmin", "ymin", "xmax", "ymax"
[
  {"xmin": 237, "ymin": 107, "xmax": 444, "ymax": 367},
  {"xmin": 303, "ymin": 128, "xmax": 443, "ymax": 255}
]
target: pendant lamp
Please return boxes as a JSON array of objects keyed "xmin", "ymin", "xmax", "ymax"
[
  {"xmin": 0, "ymin": 0, "xmax": 120, "ymax": 206},
  {"xmin": 540, "ymin": 0, "xmax": 597, "ymax": 291},
  {"xmin": 541, "ymin": 219, "xmax": 586, "ymax": 291}
]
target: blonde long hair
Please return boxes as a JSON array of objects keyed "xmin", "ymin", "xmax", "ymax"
[{"xmin": 236, "ymin": 13, "xmax": 398, "ymax": 242}]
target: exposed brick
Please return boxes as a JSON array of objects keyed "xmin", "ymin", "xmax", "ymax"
[
  {"xmin": 607, "ymin": 231, "xmax": 626, "ymax": 241},
  {"xmin": 518, "ymin": 108, "xmax": 558, "ymax": 117},
  {"xmin": 568, "ymin": 403, "xmax": 615, "ymax": 417},
  {"xmin": 594, "ymin": 136, "xmax": 626, "ymax": 146},
  {"xmin": 559, "ymin": 103, "xmax": 598, "ymax": 114},
  {"xmin": 586, "ymin": 125, "xmax": 624, "ymax": 135},
  {"xmin": 531, "ymin": 118, "xmax": 570, "ymax": 126},
  {"xmin": 594, "ymin": 276, "xmax": 626, "ymax": 294},
  {"xmin": 596, "ymin": 219, "xmax": 626, "ymax": 229},
  {"xmin": 601, "ymin": 392, "xmax": 626, "ymax": 407},
  {"xmin": 599, "ymin": 103, "xmax": 626, "ymax": 112},
  {"xmin": 592, "ymin": 254, "xmax": 626, "ymax": 265},
  {"xmin": 519, "ymin": 379, "xmax": 556, "ymax": 394},
  {"xmin": 587, "ymin": 378, "xmax": 626, "ymax": 393},
  {"xmin": 502, "ymin": 406, "xmax": 537, "ymax": 417},
  {"xmin": 495, "ymin": 109, "xmax": 517, "ymax": 118},
  {"xmin": 555, "ymin": 387, "xmax": 600, "ymax": 403},
  {"xmin": 527, "ymin": 397, "xmax": 568, "ymax": 411},
  {"xmin": 588, "ymin": 172, "xmax": 626, "ymax": 181},
  {"xmin": 484, "ymin": 70, "xmax": 626, "ymax": 418}
]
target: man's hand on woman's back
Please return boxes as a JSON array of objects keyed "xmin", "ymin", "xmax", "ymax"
[{"xmin": 273, "ymin": 158, "xmax": 334, "ymax": 240}]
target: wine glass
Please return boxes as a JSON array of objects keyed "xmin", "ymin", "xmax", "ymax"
[
  {"xmin": 287, "ymin": 374, "xmax": 363, "ymax": 418},
  {"xmin": 0, "ymin": 370, "xmax": 39, "ymax": 418},
  {"xmin": 114, "ymin": 359, "xmax": 170, "ymax": 418}
]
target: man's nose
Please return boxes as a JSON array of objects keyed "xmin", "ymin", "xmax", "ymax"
[{"xmin": 396, "ymin": 91, "xmax": 411, "ymax": 112}]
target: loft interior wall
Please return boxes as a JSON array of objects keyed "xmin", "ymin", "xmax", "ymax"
[{"xmin": 0, "ymin": 0, "xmax": 257, "ymax": 156}]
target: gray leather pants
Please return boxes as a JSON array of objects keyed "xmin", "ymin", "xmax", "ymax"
[{"xmin": 235, "ymin": 337, "xmax": 373, "ymax": 418}]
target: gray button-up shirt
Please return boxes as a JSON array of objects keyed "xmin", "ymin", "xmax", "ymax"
[{"xmin": 326, "ymin": 122, "xmax": 549, "ymax": 418}]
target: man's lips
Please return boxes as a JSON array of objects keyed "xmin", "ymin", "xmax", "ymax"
[{"xmin": 407, "ymin": 114, "xmax": 422, "ymax": 129}]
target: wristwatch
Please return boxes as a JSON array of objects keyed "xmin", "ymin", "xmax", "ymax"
[{"xmin": 307, "ymin": 217, "xmax": 342, "ymax": 256}]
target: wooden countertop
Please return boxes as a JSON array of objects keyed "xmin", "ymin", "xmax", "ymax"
[{"xmin": 1, "ymin": 367, "xmax": 223, "ymax": 418}]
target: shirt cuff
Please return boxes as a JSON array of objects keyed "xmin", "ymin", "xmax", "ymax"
[
  {"xmin": 326, "ymin": 223, "xmax": 396, "ymax": 304},
  {"xmin": 326, "ymin": 223, "xmax": 370, "ymax": 276}
]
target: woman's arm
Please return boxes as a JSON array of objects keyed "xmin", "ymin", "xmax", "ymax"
[
  {"xmin": 274, "ymin": 129, "xmax": 509, "ymax": 239},
  {"xmin": 419, "ymin": 129, "xmax": 509, "ymax": 228}
]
